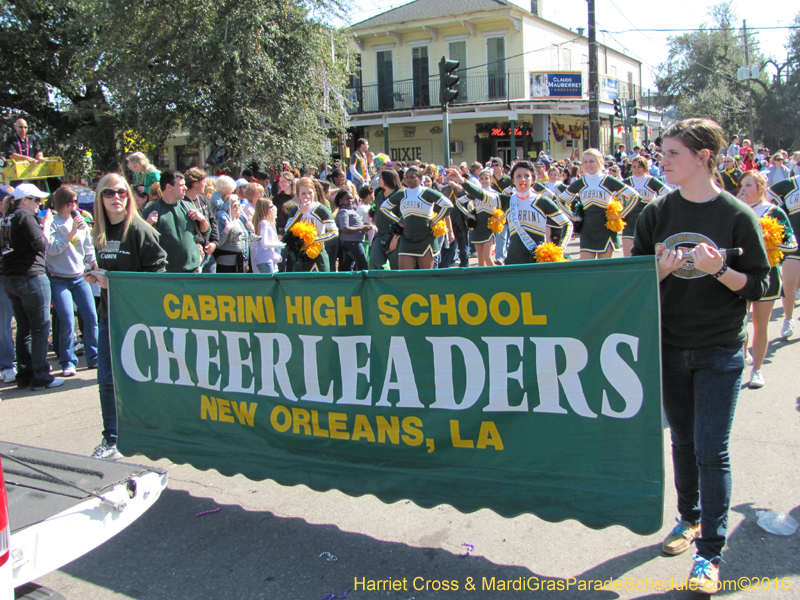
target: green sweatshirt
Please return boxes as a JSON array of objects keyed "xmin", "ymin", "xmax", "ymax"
[
  {"xmin": 142, "ymin": 199, "xmax": 207, "ymax": 273},
  {"xmin": 631, "ymin": 189, "xmax": 769, "ymax": 348}
]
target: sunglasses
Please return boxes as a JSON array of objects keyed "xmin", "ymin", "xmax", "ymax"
[
  {"xmin": 23, "ymin": 196, "xmax": 42, "ymax": 202},
  {"xmin": 102, "ymin": 188, "xmax": 129, "ymax": 198}
]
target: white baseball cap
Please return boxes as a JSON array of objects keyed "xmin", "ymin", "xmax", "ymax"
[
  {"xmin": 235, "ymin": 178, "xmax": 248, "ymax": 187},
  {"xmin": 13, "ymin": 183, "xmax": 49, "ymax": 200}
]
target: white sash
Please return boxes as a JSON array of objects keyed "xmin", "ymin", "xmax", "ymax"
[{"xmin": 508, "ymin": 194, "xmax": 538, "ymax": 253}]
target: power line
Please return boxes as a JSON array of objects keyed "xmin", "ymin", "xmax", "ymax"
[{"xmin": 603, "ymin": 25, "xmax": 799, "ymax": 33}]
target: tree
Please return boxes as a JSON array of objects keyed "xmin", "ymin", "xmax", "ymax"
[
  {"xmin": 655, "ymin": 2, "xmax": 765, "ymax": 140},
  {"xmin": 755, "ymin": 11, "xmax": 800, "ymax": 150},
  {"xmin": 0, "ymin": 0, "xmax": 354, "ymax": 176}
]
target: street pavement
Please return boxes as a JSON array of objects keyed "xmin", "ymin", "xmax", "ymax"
[{"xmin": 1, "ymin": 252, "xmax": 798, "ymax": 600}]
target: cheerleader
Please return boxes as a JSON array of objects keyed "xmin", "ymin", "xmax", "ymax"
[
  {"xmin": 737, "ymin": 170, "xmax": 797, "ymax": 388},
  {"xmin": 621, "ymin": 156, "xmax": 668, "ymax": 256},
  {"xmin": 767, "ymin": 174, "xmax": 800, "ymax": 338},
  {"xmin": 452, "ymin": 169, "xmax": 500, "ymax": 267},
  {"xmin": 284, "ymin": 177, "xmax": 338, "ymax": 272},
  {"xmin": 559, "ymin": 148, "xmax": 640, "ymax": 260},
  {"xmin": 447, "ymin": 160, "xmax": 573, "ymax": 265},
  {"xmin": 380, "ymin": 166, "xmax": 452, "ymax": 270}
]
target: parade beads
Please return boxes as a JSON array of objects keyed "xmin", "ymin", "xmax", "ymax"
[
  {"xmin": 290, "ymin": 221, "xmax": 323, "ymax": 259},
  {"xmin": 431, "ymin": 219, "xmax": 448, "ymax": 237},
  {"xmin": 760, "ymin": 215, "xmax": 785, "ymax": 267},
  {"xmin": 605, "ymin": 199, "xmax": 626, "ymax": 233},
  {"xmin": 534, "ymin": 242, "xmax": 567, "ymax": 263},
  {"xmin": 487, "ymin": 209, "xmax": 507, "ymax": 234}
]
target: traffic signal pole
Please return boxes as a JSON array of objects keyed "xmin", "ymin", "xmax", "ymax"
[
  {"xmin": 443, "ymin": 103, "xmax": 451, "ymax": 168},
  {"xmin": 439, "ymin": 56, "xmax": 460, "ymax": 167}
]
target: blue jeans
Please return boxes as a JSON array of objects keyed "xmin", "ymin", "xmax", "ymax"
[
  {"xmin": 3, "ymin": 274, "xmax": 53, "ymax": 388},
  {"xmin": 0, "ymin": 286, "xmax": 14, "ymax": 370},
  {"xmin": 200, "ymin": 252, "xmax": 217, "ymax": 273},
  {"xmin": 255, "ymin": 262, "xmax": 278, "ymax": 274},
  {"xmin": 340, "ymin": 240, "xmax": 368, "ymax": 271},
  {"xmin": 97, "ymin": 318, "xmax": 117, "ymax": 443},
  {"xmin": 49, "ymin": 275, "xmax": 99, "ymax": 369},
  {"xmin": 495, "ymin": 228, "xmax": 508, "ymax": 261},
  {"xmin": 661, "ymin": 343, "xmax": 744, "ymax": 563}
]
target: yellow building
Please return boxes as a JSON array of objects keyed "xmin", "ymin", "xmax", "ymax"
[{"xmin": 348, "ymin": 0, "xmax": 661, "ymax": 165}]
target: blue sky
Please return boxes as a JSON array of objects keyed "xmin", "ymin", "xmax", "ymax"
[{"xmin": 345, "ymin": 0, "xmax": 797, "ymax": 89}]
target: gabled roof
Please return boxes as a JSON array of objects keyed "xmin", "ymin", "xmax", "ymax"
[{"xmin": 352, "ymin": 0, "xmax": 516, "ymax": 29}]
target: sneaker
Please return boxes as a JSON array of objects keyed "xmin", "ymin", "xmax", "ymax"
[
  {"xmin": 74, "ymin": 342, "xmax": 85, "ymax": 356},
  {"xmin": 1, "ymin": 368, "xmax": 16, "ymax": 383},
  {"xmin": 662, "ymin": 518, "xmax": 701, "ymax": 555},
  {"xmin": 91, "ymin": 439, "xmax": 123, "ymax": 461},
  {"xmin": 87, "ymin": 363, "xmax": 98, "ymax": 370},
  {"xmin": 749, "ymin": 369, "xmax": 765, "ymax": 389},
  {"xmin": 688, "ymin": 554, "xmax": 720, "ymax": 595},
  {"xmin": 31, "ymin": 378, "xmax": 65, "ymax": 391},
  {"xmin": 62, "ymin": 366, "xmax": 77, "ymax": 377},
  {"xmin": 745, "ymin": 351, "xmax": 753, "ymax": 366},
  {"xmin": 781, "ymin": 319, "xmax": 795, "ymax": 339}
]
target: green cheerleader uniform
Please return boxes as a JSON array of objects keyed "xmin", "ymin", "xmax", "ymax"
[
  {"xmin": 462, "ymin": 181, "xmax": 572, "ymax": 265},
  {"xmin": 767, "ymin": 175, "xmax": 800, "ymax": 262},
  {"xmin": 750, "ymin": 201, "xmax": 797, "ymax": 301},
  {"xmin": 454, "ymin": 185, "xmax": 501, "ymax": 244},
  {"xmin": 558, "ymin": 173, "xmax": 640, "ymax": 253},
  {"xmin": 381, "ymin": 186, "xmax": 452, "ymax": 257},
  {"xmin": 622, "ymin": 175, "xmax": 668, "ymax": 239},
  {"xmin": 285, "ymin": 202, "xmax": 338, "ymax": 272}
]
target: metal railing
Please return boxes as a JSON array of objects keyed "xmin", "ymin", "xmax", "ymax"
[
  {"xmin": 346, "ymin": 72, "xmax": 528, "ymax": 114},
  {"xmin": 345, "ymin": 73, "xmax": 663, "ymax": 114}
]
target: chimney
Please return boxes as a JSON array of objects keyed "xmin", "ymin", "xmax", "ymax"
[
  {"xmin": 531, "ymin": 0, "xmax": 542, "ymax": 17},
  {"xmin": 577, "ymin": 27, "xmax": 585, "ymax": 36}
]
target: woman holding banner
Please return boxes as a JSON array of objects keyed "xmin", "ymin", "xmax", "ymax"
[
  {"xmin": 83, "ymin": 174, "xmax": 167, "ymax": 460},
  {"xmin": 631, "ymin": 118, "xmax": 769, "ymax": 594}
]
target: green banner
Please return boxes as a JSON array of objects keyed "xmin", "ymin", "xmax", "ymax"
[{"xmin": 109, "ymin": 256, "xmax": 663, "ymax": 534}]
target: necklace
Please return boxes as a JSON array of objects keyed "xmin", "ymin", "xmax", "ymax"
[{"xmin": 15, "ymin": 134, "xmax": 29, "ymax": 157}]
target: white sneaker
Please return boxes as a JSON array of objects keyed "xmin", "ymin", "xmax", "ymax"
[
  {"xmin": 749, "ymin": 369, "xmax": 765, "ymax": 389},
  {"xmin": 781, "ymin": 319, "xmax": 795, "ymax": 339},
  {"xmin": 745, "ymin": 351, "xmax": 753, "ymax": 366},
  {"xmin": 2, "ymin": 368, "xmax": 16, "ymax": 383}
]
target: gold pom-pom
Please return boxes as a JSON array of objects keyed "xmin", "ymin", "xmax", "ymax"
[
  {"xmin": 767, "ymin": 248, "xmax": 784, "ymax": 267},
  {"xmin": 291, "ymin": 221, "xmax": 318, "ymax": 245},
  {"xmin": 431, "ymin": 219, "xmax": 448, "ymax": 237},
  {"xmin": 605, "ymin": 199, "xmax": 626, "ymax": 233},
  {"xmin": 761, "ymin": 216, "xmax": 786, "ymax": 267},
  {"xmin": 305, "ymin": 240, "xmax": 323, "ymax": 259},
  {"xmin": 488, "ymin": 208, "xmax": 507, "ymax": 234},
  {"xmin": 534, "ymin": 242, "xmax": 567, "ymax": 263}
]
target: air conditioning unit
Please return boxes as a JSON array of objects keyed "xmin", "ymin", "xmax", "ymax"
[
  {"xmin": 565, "ymin": 139, "xmax": 577, "ymax": 148},
  {"xmin": 450, "ymin": 141, "xmax": 464, "ymax": 154}
]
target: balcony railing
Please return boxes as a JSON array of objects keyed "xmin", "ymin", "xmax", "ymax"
[
  {"xmin": 346, "ymin": 72, "xmax": 528, "ymax": 114},
  {"xmin": 345, "ymin": 73, "xmax": 663, "ymax": 114}
]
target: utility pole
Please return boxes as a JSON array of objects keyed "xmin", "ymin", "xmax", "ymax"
[
  {"xmin": 588, "ymin": 0, "xmax": 600, "ymax": 149},
  {"xmin": 743, "ymin": 20, "xmax": 755, "ymax": 143}
]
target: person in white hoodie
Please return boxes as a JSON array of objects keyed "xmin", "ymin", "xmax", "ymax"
[
  {"xmin": 46, "ymin": 185, "xmax": 98, "ymax": 376},
  {"xmin": 251, "ymin": 197, "xmax": 284, "ymax": 273}
]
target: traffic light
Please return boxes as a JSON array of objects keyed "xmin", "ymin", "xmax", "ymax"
[
  {"xmin": 613, "ymin": 99, "xmax": 623, "ymax": 119},
  {"xmin": 626, "ymin": 99, "xmax": 638, "ymax": 127},
  {"xmin": 439, "ymin": 57, "xmax": 460, "ymax": 107}
]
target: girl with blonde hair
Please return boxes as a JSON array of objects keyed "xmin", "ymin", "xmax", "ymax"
[
  {"xmin": 558, "ymin": 148, "xmax": 640, "ymax": 259},
  {"xmin": 251, "ymin": 197, "xmax": 284, "ymax": 274}
]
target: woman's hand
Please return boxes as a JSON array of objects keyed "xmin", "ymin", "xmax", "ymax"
[
  {"xmin": 691, "ymin": 243, "xmax": 724, "ymax": 275},
  {"xmin": 656, "ymin": 243, "xmax": 689, "ymax": 281},
  {"xmin": 446, "ymin": 168, "xmax": 464, "ymax": 184},
  {"xmin": 224, "ymin": 220, "xmax": 234, "ymax": 232},
  {"xmin": 246, "ymin": 220, "xmax": 255, "ymax": 232},
  {"xmin": 389, "ymin": 235, "xmax": 399, "ymax": 252}
]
